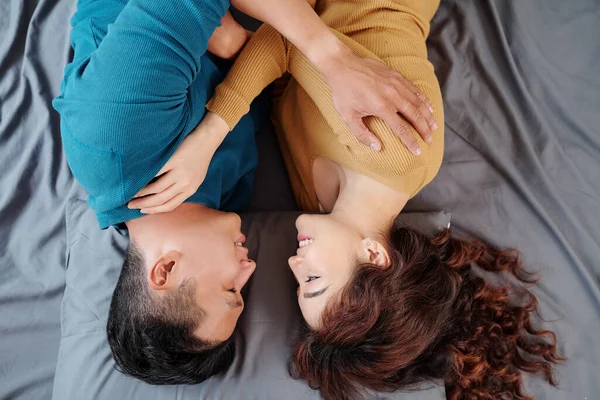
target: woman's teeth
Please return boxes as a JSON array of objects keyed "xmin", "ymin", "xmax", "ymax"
[
  {"xmin": 299, "ymin": 238, "xmax": 314, "ymax": 248},
  {"xmin": 235, "ymin": 241, "xmax": 243, "ymax": 247}
]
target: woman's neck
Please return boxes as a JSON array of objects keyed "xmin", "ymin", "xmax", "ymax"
[{"xmin": 329, "ymin": 167, "xmax": 409, "ymax": 237}]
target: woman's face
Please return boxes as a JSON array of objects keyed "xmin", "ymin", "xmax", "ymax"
[{"xmin": 288, "ymin": 213, "xmax": 364, "ymax": 328}]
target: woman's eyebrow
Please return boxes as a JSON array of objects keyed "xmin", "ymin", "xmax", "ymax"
[{"xmin": 304, "ymin": 287, "xmax": 328, "ymax": 299}]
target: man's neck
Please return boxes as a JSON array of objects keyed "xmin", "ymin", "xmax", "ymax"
[{"xmin": 125, "ymin": 203, "xmax": 210, "ymax": 255}]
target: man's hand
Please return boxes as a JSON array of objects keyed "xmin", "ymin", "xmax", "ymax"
[
  {"xmin": 127, "ymin": 112, "xmax": 229, "ymax": 214},
  {"xmin": 207, "ymin": 11, "xmax": 250, "ymax": 60},
  {"xmin": 230, "ymin": 0, "xmax": 437, "ymax": 154},
  {"xmin": 310, "ymin": 38, "xmax": 437, "ymax": 155}
]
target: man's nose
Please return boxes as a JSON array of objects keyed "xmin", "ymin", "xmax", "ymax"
[
  {"xmin": 241, "ymin": 258, "xmax": 256, "ymax": 273},
  {"xmin": 237, "ymin": 259, "xmax": 256, "ymax": 289}
]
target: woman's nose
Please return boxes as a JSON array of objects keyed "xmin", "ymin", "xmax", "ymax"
[{"xmin": 288, "ymin": 255, "xmax": 303, "ymax": 270}]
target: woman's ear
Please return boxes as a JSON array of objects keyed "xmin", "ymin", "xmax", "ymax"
[
  {"xmin": 148, "ymin": 250, "xmax": 180, "ymax": 291},
  {"xmin": 361, "ymin": 238, "xmax": 391, "ymax": 268}
]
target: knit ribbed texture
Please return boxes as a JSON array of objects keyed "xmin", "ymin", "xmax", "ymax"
[
  {"xmin": 54, "ymin": 0, "xmax": 261, "ymax": 228},
  {"xmin": 208, "ymin": 0, "xmax": 444, "ymax": 211}
]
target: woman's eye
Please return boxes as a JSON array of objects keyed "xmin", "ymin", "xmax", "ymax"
[
  {"xmin": 305, "ymin": 276, "xmax": 320, "ymax": 283},
  {"xmin": 228, "ymin": 288, "xmax": 237, "ymax": 293}
]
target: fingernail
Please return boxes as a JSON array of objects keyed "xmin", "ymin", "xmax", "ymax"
[
  {"xmin": 426, "ymin": 136, "xmax": 433, "ymax": 143},
  {"xmin": 370, "ymin": 142, "xmax": 381, "ymax": 151},
  {"xmin": 428, "ymin": 105, "xmax": 434, "ymax": 113},
  {"xmin": 415, "ymin": 148, "xmax": 422, "ymax": 155},
  {"xmin": 140, "ymin": 209, "xmax": 147, "ymax": 214},
  {"xmin": 432, "ymin": 122, "xmax": 438, "ymax": 130}
]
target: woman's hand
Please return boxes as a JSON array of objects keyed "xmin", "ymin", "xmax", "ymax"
[
  {"xmin": 309, "ymin": 38, "xmax": 437, "ymax": 155},
  {"xmin": 128, "ymin": 112, "xmax": 229, "ymax": 214}
]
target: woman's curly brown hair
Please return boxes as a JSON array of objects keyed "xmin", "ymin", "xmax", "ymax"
[{"xmin": 290, "ymin": 227, "xmax": 564, "ymax": 400}]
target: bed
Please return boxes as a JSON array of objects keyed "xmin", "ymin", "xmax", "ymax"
[{"xmin": 1, "ymin": 0, "xmax": 598, "ymax": 399}]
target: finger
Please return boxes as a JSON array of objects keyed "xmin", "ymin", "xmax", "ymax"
[
  {"xmin": 133, "ymin": 171, "xmax": 175, "ymax": 198},
  {"xmin": 405, "ymin": 84, "xmax": 438, "ymax": 134},
  {"xmin": 412, "ymin": 85, "xmax": 433, "ymax": 113},
  {"xmin": 382, "ymin": 112, "xmax": 421, "ymax": 155},
  {"xmin": 418, "ymin": 100, "xmax": 438, "ymax": 138},
  {"xmin": 397, "ymin": 75, "xmax": 434, "ymax": 113},
  {"xmin": 396, "ymin": 94, "xmax": 433, "ymax": 144},
  {"xmin": 395, "ymin": 77, "xmax": 437, "ymax": 133},
  {"xmin": 140, "ymin": 192, "xmax": 189, "ymax": 215},
  {"xmin": 128, "ymin": 182, "xmax": 180, "ymax": 209},
  {"xmin": 347, "ymin": 118, "xmax": 382, "ymax": 151}
]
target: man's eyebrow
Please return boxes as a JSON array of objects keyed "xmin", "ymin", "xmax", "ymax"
[
  {"xmin": 304, "ymin": 287, "xmax": 328, "ymax": 299},
  {"xmin": 226, "ymin": 300, "xmax": 243, "ymax": 309}
]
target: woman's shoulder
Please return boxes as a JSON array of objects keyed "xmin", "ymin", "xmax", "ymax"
[{"xmin": 331, "ymin": 118, "xmax": 443, "ymax": 197}]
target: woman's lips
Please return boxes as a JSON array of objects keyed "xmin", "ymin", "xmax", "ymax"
[
  {"xmin": 297, "ymin": 234, "xmax": 312, "ymax": 242},
  {"xmin": 236, "ymin": 234, "xmax": 247, "ymax": 244}
]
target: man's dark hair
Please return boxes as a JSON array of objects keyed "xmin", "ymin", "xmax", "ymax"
[{"xmin": 107, "ymin": 242, "xmax": 235, "ymax": 385}]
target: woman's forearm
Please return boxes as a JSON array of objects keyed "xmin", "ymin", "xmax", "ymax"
[
  {"xmin": 229, "ymin": 0, "xmax": 437, "ymax": 151},
  {"xmin": 207, "ymin": 24, "xmax": 288, "ymax": 129}
]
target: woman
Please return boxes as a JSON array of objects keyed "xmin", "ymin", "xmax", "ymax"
[{"xmin": 135, "ymin": 0, "xmax": 563, "ymax": 398}]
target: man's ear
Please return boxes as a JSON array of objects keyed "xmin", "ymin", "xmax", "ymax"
[
  {"xmin": 148, "ymin": 250, "xmax": 180, "ymax": 291},
  {"xmin": 361, "ymin": 238, "xmax": 391, "ymax": 269}
]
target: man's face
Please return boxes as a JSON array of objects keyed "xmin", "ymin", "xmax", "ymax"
[
  {"xmin": 137, "ymin": 205, "xmax": 256, "ymax": 342},
  {"xmin": 181, "ymin": 208, "xmax": 256, "ymax": 342}
]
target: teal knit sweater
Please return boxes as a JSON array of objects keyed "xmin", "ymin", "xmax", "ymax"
[{"xmin": 53, "ymin": 0, "xmax": 263, "ymax": 228}]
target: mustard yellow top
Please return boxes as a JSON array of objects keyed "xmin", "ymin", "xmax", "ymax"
[{"xmin": 208, "ymin": 0, "xmax": 444, "ymax": 212}]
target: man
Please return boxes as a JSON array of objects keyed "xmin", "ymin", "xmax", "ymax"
[{"xmin": 54, "ymin": 0, "xmax": 435, "ymax": 386}]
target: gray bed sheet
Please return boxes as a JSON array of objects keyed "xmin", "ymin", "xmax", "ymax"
[{"xmin": 1, "ymin": 0, "xmax": 599, "ymax": 399}]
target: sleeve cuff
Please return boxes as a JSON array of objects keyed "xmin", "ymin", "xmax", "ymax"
[{"xmin": 206, "ymin": 84, "xmax": 252, "ymax": 131}]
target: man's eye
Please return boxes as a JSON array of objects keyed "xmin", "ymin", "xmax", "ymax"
[
  {"xmin": 305, "ymin": 276, "xmax": 320, "ymax": 283},
  {"xmin": 228, "ymin": 288, "xmax": 237, "ymax": 293}
]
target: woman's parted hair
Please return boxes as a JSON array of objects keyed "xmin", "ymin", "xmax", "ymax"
[
  {"xmin": 106, "ymin": 242, "xmax": 235, "ymax": 385},
  {"xmin": 291, "ymin": 227, "xmax": 563, "ymax": 400}
]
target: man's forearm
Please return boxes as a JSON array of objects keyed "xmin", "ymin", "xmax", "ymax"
[
  {"xmin": 230, "ymin": 0, "xmax": 350, "ymax": 77},
  {"xmin": 229, "ymin": 0, "xmax": 438, "ymax": 153}
]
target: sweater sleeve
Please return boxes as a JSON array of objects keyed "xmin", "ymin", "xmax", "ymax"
[
  {"xmin": 283, "ymin": 28, "xmax": 444, "ymax": 195},
  {"xmin": 53, "ymin": 0, "xmax": 230, "ymax": 152},
  {"xmin": 206, "ymin": 23, "xmax": 289, "ymax": 130}
]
